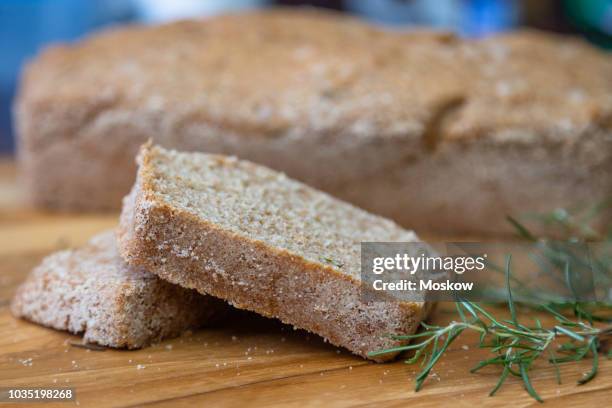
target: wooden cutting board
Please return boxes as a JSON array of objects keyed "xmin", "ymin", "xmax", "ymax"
[{"xmin": 0, "ymin": 159, "xmax": 609, "ymax": 407}]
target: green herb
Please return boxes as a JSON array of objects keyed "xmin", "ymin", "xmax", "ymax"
[
  {"xmin": 321, "ymin": 257, "xmax": 344, "ymax": 268},
  {"xmin": 369, "ymin": 291, "xmax": 609, "ymax": 401},
  {"xmin": 369, "ymin": 205, "xmax": 611, "ymax": 402}
]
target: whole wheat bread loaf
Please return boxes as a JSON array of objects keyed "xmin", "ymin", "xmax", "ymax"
[
  {"xmin": 11, "ymin": 230, "xmax": 228, "ymax": 348},
  {"xmin": 17, "ymin": 9, "xmax": 612, "ymax": 234},
  {"xmin": 118, "ymin": 144, "xmax": 434, "ymax": 361}
]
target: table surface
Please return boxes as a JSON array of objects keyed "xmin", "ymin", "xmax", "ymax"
[{"xmin": 0, "ymin": 158, "xmax": 609, "ymax": 408}]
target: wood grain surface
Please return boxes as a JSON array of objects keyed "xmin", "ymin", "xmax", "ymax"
[{"xmin": 0, "ymin": 158, "xmax": 609, "ymax": 407}]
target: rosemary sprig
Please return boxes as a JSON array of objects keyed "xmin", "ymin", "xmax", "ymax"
[
  {"xmin": 369, "ymin": 294, "xmax": 607, "ymax": 401},
  {"xmin": 369, "ymin": 206, "xmax": 611, "ymax": 402}
]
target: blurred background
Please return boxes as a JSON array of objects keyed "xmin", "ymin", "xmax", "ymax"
[{"xmin": 1, "ymin": 0, "xmax": 611, "ymax": 153}]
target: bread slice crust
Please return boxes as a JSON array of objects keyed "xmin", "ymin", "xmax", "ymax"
[
  {"xmin": 118, "ymin": 144, "xmax": 433, "ymax": 361},
  {"xmin": 11, "ymin": 230, "xmax": 227, "ymax": 348}
]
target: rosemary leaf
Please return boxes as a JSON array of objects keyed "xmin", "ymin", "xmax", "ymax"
[
  {"xmin": 519, "ymin": 362, "xmax": 543, "ymax": 403},
  {"xmin": 578, "ymin": 339, "xmax": 599, "ymax": 385},
  {"xmin": 489, "ymin": 366, "xmax": 511, "ymax": 396},
  {"xmin": 505, "ymin": 254, "xmax": 518, "ymax": 326},
  {"xmin": 506, "ymin": 215, "xmax": 537, "ymax": 241}
]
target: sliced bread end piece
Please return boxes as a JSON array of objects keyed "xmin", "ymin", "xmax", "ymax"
[
  {"xmin": 118, "ymin": 143, "xmax": 433, "ymax": 361},
  {"xmin": 11, "ymin": 230, "xmax": 228, "ymax": 348}
]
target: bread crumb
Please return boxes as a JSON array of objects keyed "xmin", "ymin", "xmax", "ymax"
[{"xmin": 19, "ymin": 358, "xmax": 33, "ymax": 367}]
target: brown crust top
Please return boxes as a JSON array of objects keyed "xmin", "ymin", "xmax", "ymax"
[
  {"xmin": 447, "ymin": 30, "xmax": 612, "ymax": 141},
  {"xmin": 20, "ymin": 8, "xmax": 609, "ymax": 149}
]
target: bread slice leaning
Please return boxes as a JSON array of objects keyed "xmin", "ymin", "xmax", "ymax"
[
  {"xmin": 118, "ymin": 144, "xmax": 433, "ymax": 361},
  {"xmin": 11, "ymin": 230, "xmax": 228, "ymax": 348}
]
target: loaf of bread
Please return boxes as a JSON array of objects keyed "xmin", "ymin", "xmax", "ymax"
[
  {"xmin": 11, "ymin": 230, "xmax": 228, "ymax": 348},
  {"xmin": 117, "ymin": 144, "xmax": 433, "ymax": 361},
  {"xmin": 16, "ymin": 9, "xmax": 612, "ymax": 234}
]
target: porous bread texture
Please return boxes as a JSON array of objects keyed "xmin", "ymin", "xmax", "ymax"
[
  {"xmin": 16, "ymin": 9, "xmax": 612, "ymax": 235},
  {"xmin": 11, "ymin": 230, "xmax": 227, "ymax": 348},
  {"xmin": 118, "ymin": 144, "xmax": 433, "ymax": 362}
]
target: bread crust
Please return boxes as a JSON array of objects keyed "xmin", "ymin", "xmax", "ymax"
[
  {"xmin": 16, "ymin": 9, "xmax": 612, "ymax": 234},
  {"xmin": 11, "ymin": 230, "xmax": 228, "ymax": 348},
  {"xmin": 118, "ymin": 144, "xmax": 433, "ymax": 362}
]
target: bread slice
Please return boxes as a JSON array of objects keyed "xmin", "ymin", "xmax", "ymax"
[
  {"xmin": 16, "ymin": 9, "xmax": 612, "ymax": 235},
  {"xmin": 11, "ymin": 230, "xmax": 227, "ymax": 348},
  {"xmin": 117, "ymin": 144, "xmax": 433, "ymax": 361}
]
